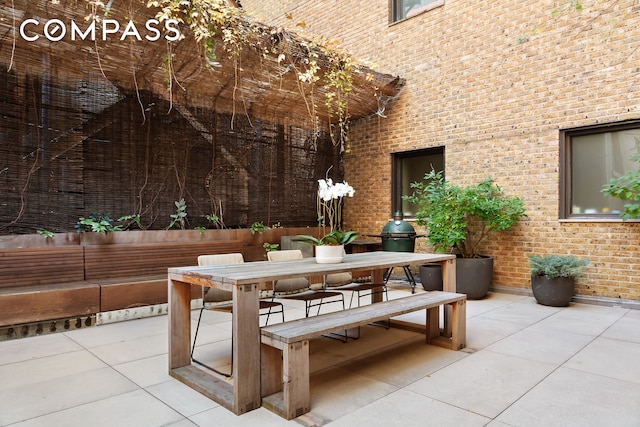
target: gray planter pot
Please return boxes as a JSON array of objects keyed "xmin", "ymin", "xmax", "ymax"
[
  {"xmin": 418, "ymin": 256, "xmax": 492, "ymax": 299},
  {"xmin": 531, "ymin": 275, "xmax": 575, "ymax": 307},
  {"xmin": 419, "ymin": 264, "xmax": 443, "ymax": 291},
  {"xmin": 457, "ymin": 257, "xmax": 492, "ymax": 299}
]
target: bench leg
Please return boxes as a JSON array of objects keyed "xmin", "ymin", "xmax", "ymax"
[
  {"xmin": 426, "ymin": 306, "xmax": 440, "ymax": 344},
  {"xmin": 450, "ymin": 299, "xmax": 466, "ymax": 350},
  {"xmin": 261, "ymin": 343, "xmax": 282, "ymax": 397},
  {"xmin": 283, "ymin": 340, "xmax": 310, "ymax": 420}
]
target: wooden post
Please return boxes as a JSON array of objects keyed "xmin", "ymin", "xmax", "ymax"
[
  {"xmin": 168, "ymin": 278, "xmax": 192, "ymax": 370},
  {"xmin": 232, "ymin": 283, "xmax": 261, "ymax": 414}
]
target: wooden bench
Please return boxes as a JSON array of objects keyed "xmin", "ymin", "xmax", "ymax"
[
  {"xmin": 0, "ymin": 246, "xmax": 99, "ymax": 326},
  {"xmin": 0, "ymin": 239, "xmax": 244, "ymax": 327},
  {"xmin": 85, "ymin": 240, "xmax": 244, "ymax": 311},
  {"xmin": 260, "ymin": 291, "xmax": 466, "ymax": 419}
]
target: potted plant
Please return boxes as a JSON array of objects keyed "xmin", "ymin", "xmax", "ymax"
[
  {"xmin": 528, "ymin": 255, "xmax": 590, "ymax": 306},
  {"xmin": 297, "ymin": 177, "xmax": 358, "ymax": 263},
  {"xmin": 404, "ymin": 170, "xmax": 526, "ymax": 298}
]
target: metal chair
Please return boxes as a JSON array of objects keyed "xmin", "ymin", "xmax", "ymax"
[
  {"xmin": 191, "ymin": 253, "xmax": 284, "ymax": 377},
  {"xmin": 267, "ymin": 249, "xmax": 345, "ymax": 317}
]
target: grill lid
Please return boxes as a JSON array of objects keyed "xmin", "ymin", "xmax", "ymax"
[{"xmin": 380, "ymin": 211, "xmax": 416, "ymax": 237}]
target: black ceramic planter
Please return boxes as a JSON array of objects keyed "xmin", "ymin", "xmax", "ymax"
[
  {"xmin": 419, "ymin": 264, "xmax": 443, "ymax": 291},
  {"xmin": 531, "ymin": 275, "xmax": 575, "ymax": 307},
  {"xmin": 418, "ymin": 257, "xmax": 492, "ymax": 299}
]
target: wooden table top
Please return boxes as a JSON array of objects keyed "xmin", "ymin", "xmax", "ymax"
[{"xmin": 168, "ymin": 251, "xmax": 455, "ymax": 288}]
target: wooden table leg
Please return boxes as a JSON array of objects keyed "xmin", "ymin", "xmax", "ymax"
[
  {"xmin": 371, "ymin": 267, "xmax": 385, "ymax": 303},
  {"xmin": 232, "ymin": 283, "xmax": 261, "ymax": 414},
  {"xmin": 441, "ymin": 258, "xmax": 456, "ymax": 338},
  {"xmin": 168, "ymin": 278, "xmax": 191, "ymax": 370}
]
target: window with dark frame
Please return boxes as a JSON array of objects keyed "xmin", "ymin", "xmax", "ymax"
[
  {"xmin": 392, "ymin": 147, "xmax": 444, "ymax": 217},
  {"xmin": 560, "ymin": 119, "xmax": 640, "ymax": 219},
  {"xmin": 390, "ymin": 0, "xmax": 443, "ymax": 23}
]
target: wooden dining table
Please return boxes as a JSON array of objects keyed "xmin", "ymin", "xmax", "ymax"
[{"xmin": 167, "ymin": 251, "xmax": 456, "ymax": 415}]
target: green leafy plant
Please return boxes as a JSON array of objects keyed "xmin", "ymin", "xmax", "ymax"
[
  {"xmin": 297, "ymin": 230, "xmax": 358, "ymax": 246},
  {"xmin": 117, "ymin": 214, "xmax": 142, "ymax": 230},
  {"xmin": 601, "ymin": 154, "xmax": 640, "ymax": 220},
  {"xmin": 263, "ymin": 242, "xmax": 279, "ymax": 252},
  {"xmin": 206, "ymin": 214, "xmax": 221, "ymax": 228},
  {"xmin": 250, "ymin": 221, "xmax": 270, "ymax": 234},
  {"xmin": 167, "ymin": 199, "xmax": 187, "ymax": 230},
  {"xmin": 403, "ymin": 170, "xmax": 526, "ymax": 258},
  {"xmin": 528, "ymin": 255, "xmax": 590, "ymax": 279},
  {"xmin": 76, "ymin": 212, "xmax": 122, "ymax": 233},
  {"xmin": 194, "ymin": 226, "xmax": 206, "ymax": 234},
  {"xmin": 36, "ymin": 229, "xmax": 54, "ymax": 238}
]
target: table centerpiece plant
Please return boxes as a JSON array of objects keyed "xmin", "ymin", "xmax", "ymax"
[{"xmin": 297, "ymin": 177, "xmax": 358, "ymax": 263}]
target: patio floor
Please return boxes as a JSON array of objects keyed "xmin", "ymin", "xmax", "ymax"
[{"xmin": 2, "ymin": 281, "xmax": 640, "ymax": 427}]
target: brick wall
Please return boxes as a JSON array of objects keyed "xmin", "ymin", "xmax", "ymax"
[{"xmin": 243, "ymin": 0, "xmax": 640, "ymax": 300}]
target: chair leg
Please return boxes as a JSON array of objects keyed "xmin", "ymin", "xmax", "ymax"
[{"xmin": 191, "ymin": 306, "xmax": 232, "ymax": 378}]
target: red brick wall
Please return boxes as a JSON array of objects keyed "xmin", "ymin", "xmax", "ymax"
[{"xmin": 243, "ymin": 0, "xmax": 640, "ymax": 300}]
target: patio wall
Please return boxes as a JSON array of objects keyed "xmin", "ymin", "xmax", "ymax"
[{"xmin": 243, "ymin": 1, "xmax": 640, "ymax": 301}]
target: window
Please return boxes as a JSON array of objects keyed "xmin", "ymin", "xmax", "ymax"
[
  {"xmin": 561, "ymin": 119, "xmax": 640, "ymax": 219},
  {"xmin": 392, "ymin": 147, "xmax": 444, "ymax": 217},
  {"xmin": 390, "ymin": 0, "xmax": 443, "ymax": 23}
]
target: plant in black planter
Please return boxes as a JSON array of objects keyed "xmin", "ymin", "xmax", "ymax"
[
  {"xmin": 528, "ymin": 255, "xmax": 590, "ymax": 307},
  {"xmin": 404, "ymin": 170, "xmax": 526, "ymax": 298}
]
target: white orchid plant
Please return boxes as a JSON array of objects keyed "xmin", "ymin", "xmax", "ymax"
[{"xmin": 298, "ymin": 178, "xmax": 358, "ymax": 246}]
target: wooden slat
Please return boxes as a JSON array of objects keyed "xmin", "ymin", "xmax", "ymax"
[
  {"xmin": 84, "ymin": 240, "xmax": 243, "ymax": 280},
  {"xmin": 0, "ymin": 247, "xmax": 85, "ymax": 288}
]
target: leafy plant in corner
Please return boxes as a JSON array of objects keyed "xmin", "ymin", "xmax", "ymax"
[
  {"xmin": 601, "ymin": 154, "xmax": 640, "ymax": 220},
  {"xmin": 403, "ymin": 170, "xmax": 526, "ymax": 258},
  {"xmin": 167, "ymin": 199, "xmax": 187, "ymax": 230}
]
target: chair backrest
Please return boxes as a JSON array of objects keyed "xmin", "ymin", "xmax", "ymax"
[
  {"xmin": 322, "ymin": 249, "xmax": 352, "ymax": 286},
  {"xmin": 267, "ymin": 250, "xmax": 310, "ymax": 293},
  {"xmin": 198, "ymin": 253, "xmax": 244, "ymax": 302}
]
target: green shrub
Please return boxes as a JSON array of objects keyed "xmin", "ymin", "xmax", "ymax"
[{"xmin": 528, "ymin": 255, "xmax": 590, "ymax": 279}]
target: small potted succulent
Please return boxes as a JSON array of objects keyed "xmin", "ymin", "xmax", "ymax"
[{"xmin": 528, "ymin": 255, "xmax": 590, "ymax": 307}]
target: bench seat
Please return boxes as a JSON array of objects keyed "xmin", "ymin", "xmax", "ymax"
[
  {"xmin": 0, "ymin": 239, "xmax": 243, "ymax": 327},
  {"xmin": 260, "ymin": 291, "xmax": 466, "ymax": 419},
  {"xmin": 0, "ymin": 281, "xmax": 100, "ymax": 326}
]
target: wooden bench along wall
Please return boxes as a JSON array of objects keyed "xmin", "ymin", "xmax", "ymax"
[
  {"xmin": 0, "ymin": 239, "xmax": 244, "ymax": 327},
  {"xmin": 260, "ymin": 291, "xmax": 467, "ymax": 420},
  {"xmin": 88, "ymin": 240, "xmax": 244, "ymax": 312}
]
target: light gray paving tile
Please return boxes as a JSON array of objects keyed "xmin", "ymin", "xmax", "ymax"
[
  {"xmin": 344, "ymin": 339, "xmax": 467, "ymax": 388},
  {"xmin": 145, "ymin": 379, "xmax": 218, "ymax": 417},
  {"xmin": 465, "ymin": 292, "xmax": 531, "ymax": 318},
  {"xmin": 8, "ymin": 389, "xmax": 184, "ymax": 427},
  {"xmin": 485, "ymin": 325, "xmax": 595, "ymax": 365},
  {"xmin": 0, "ymin": 367, "xmax": 138, "ymax": 425},
  {"xmin": 0, "ymin": 333, "xmax": 82, "ymax": 365},
  {"xmin": 0, "ymin": 350, "xmax": 107, "ymax": 390},
  {"xmin": 464, "ymin": 315, "xmax": 530, "ymax": 351},
  {"xmin": 325, "ymin": 389, "xmax": 490, "ymax": 427},
  {"xmin": 65, "ymin": 315, "xmax": 168, "ymax": 348},
  {"xmin": 564, "ymin": 336, "xmax": 640, "ymax": 384},
  {"xmin": 478, "ymin": 298, "xmax": 560, "ymax": 326},
  {"xmin": 306, "ymin": 367, "xmax": 399, "ymax": 423},
  {"xmin": 114, "ymin": 354, "xmax": 173, "ymax": 388},
  {"xmin": 601, "ymin": 312, "xmax": 640, "ymax": 344},
  {"xmin": 405, "ymin": 349, "xmax": 556, "ymax": 419},
  {"xmin": 308, "ymin": 326, "xmax": 420, "ymax": 374},
  {"xmin": 189, "ymin": 406, "xmax": 295, "ymax": 426},
  {"xmin": 496, "ymin": 367, "xmax": 640, "ymax": 427},
  {"xmin": 88, "ymin": 332, "xmax": 168, "ymax": 365},
  {"xmin": 531, "ymin": 303, "xmax": 627, "ymax": 337}
]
